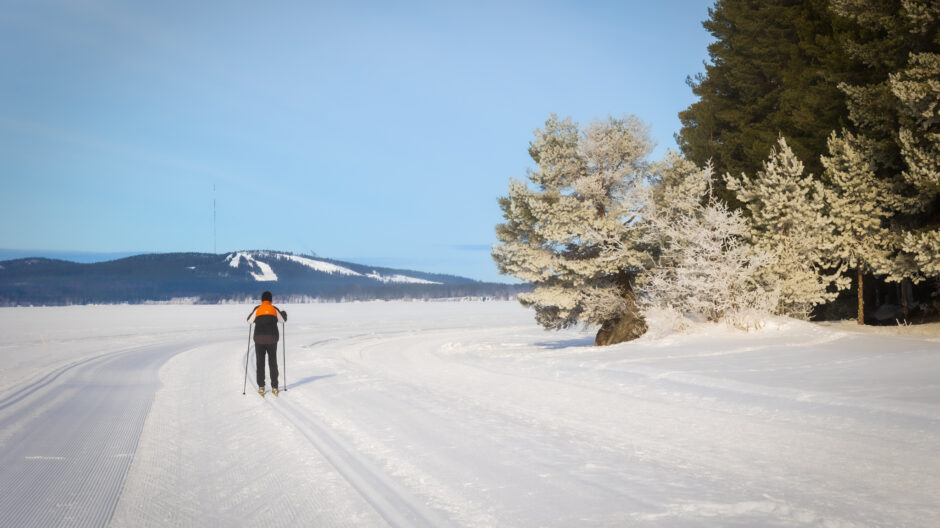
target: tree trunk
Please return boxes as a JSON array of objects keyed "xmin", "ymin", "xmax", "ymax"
[
  {"xmin": 901, "ymin": 277, "xmax": 910, "ymax": 320},
  {"xmin": 595, "ymin": 275, "xmax": 647, "ymax": 346},
  {"xmin": 857, "ymin": 267, "xmax": 865, "ymax": 325},
  {"xmin": 595, "ymin": 309, "xmax": 647, "ymax": 346}
]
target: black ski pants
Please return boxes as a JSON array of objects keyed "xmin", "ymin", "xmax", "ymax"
[{"xmin": 255, "ymin": 342, "xmax": 279, "ymax": 389}]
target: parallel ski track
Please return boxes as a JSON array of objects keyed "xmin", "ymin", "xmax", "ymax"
[
  {"xmin": 271, "ymin": 396, "xmax": 450, "ymax": 528},
  {"xmin": 0, "ymin": 340, "xmax": 199, "ymax": 528},
  {"xmin": 0, "ymin": 341, "xmax": 162, "ymax": 414}
]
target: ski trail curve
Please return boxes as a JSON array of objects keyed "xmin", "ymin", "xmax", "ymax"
[
  {"xmin": 0, "ymin": 350, "xmax": 120, "ymax": 412},
  {"xmin": 0, "ymin": 341, "xmax": 193, "ymax": 528},
  {"xmin": 272, "ymin": 397, "xmax": 450, "ymax": 528}
]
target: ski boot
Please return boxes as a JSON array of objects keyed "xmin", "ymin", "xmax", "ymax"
[
  {"xmin": 272, "ymin": 388, "xmax": 279, "ymax": 397},
  {"xmin": 258, "ymin": 386, "xmax": 265, "ymax": 398}
]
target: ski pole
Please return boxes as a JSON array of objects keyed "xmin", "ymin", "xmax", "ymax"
[
  {"xmin": 282, "ymin": 321, "xmax": 287, "ymax": 392},
  {"xmin": 242, "ymin": 324, "xmax": 252, "ymax": 395}
]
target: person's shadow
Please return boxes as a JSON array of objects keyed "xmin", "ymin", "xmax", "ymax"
[{"xmin": 284, "ymin": 374, "xmax": 336, "ymax": 390}]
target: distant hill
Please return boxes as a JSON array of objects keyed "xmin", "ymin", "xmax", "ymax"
[{"xmin": 0, "ymin": 250, "xmax": 527, "ymax": 306}]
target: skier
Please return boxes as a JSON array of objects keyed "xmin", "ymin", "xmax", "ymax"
[{"xmin": 246, "ymin": 291, "xmax": 287, "ymax": 397}]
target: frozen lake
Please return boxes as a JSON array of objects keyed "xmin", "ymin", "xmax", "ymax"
[{"xmin": 0, "ymin": 301, "xmax": 938, "ymax": 527}]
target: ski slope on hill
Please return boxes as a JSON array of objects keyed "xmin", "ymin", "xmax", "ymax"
[{"xmin": 0, "ymin": 302, "xmax": 938, "ymax": 527}]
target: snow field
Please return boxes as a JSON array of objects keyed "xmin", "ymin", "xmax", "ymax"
[
  {"xmin": 1, "ymin": 302, "xmax": 939, "ymax": 526},
  {"xmin": 110, "ymin": 339, "xmax": 383, "ymax": 527}
]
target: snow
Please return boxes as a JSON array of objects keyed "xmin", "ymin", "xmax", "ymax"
[
  {"xmin": 249, "ymin": 259, "xmax": 278, "ymax": 281},
  {"xmin": 225, "ymin": 251, "xmax": 249, "ymax": 268},
  {"xmin": 1, "ymin": 302, "xmax": 938, "ymax": 527},
  {"xmin": 365, "ymin": 271, "xmax": 439, "ymax": 285},
  {"xmin": 225, "ymin": 251, "xmax": 279, "ymax": 281},
  {"xmin": 280, "ymin": 254, "xmax": 363, "ymax": 276},
  {"xmin": 226, "ymin": 251, "xmax": 441, "ymax": 284}
]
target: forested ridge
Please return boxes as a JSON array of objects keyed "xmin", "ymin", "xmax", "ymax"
[{"xmin": 0, "ymin": 252, "xmax": 526, "ymax": 306}]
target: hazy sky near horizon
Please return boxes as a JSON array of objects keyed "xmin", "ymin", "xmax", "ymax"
[{"xmin": 1, "ymin": 0, "xmax": 713, "ymax": 282}]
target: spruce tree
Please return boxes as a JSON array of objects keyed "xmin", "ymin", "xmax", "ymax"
[
  {"xmin": 678, "ymin": 0, "xmax": 851, "ymax": 202},
  {"xmin": 493, "ymin": 115, "xmax": 651, "ymax": 345}
]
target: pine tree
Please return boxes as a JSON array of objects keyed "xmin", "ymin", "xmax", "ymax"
[
  {"xmin": 830, "ymin": 0, "xmax": 940, "ymax": 290},
  {"xmin": 892, "ymin": 51, "xmax": 940, "ymax": 277},
  {"xmin": 492, "ymin": 115, "xmax": 652, "ymax": 345},
  {"xmin": 829, "ymin": 0, "xmax": 936, "ymax": 169},
  {"xmin": 678, "ymin": 0, "xmax": 852, "ymax": 202},
  {"xmin": 724, "ymin": 137, "xmax": 847, "ymax": 318},
  {"xmin": 820, "ymin": 130, "xmax": 904, "ymax": 323}
]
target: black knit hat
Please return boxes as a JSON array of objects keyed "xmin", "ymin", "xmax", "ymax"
[{"xmin": 261, "ymin": 291, "xmax": 272, "ymax": 302}]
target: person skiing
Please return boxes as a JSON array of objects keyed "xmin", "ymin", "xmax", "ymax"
[{"xmin": 247, "ymin": 291, "xmax": 287, "ymax": 397}]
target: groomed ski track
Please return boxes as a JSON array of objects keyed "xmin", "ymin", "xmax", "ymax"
[
  {"xmin": 1, "ymin": 302, "xmax": 938, "ymax": 527},
  {"xmin": 272, "ymin": 395, "xmax": 449, "ymax": 528},
  {"xmin": 0, "ymin": 339, "xmax": 197, "ymax": 527}
]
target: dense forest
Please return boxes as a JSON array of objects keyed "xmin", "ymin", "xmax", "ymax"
[
  {"xmin": 494, "ymin": 0, "xmax": 938, "ymax": 345},
  {"xmin": 677, "ymin": 0, "xmax": 939, "ymax": 323}
]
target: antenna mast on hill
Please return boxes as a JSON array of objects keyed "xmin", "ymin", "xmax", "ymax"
[{"xmin": 213, "ymin": 184, "xmax": 217, "ymax": 254}]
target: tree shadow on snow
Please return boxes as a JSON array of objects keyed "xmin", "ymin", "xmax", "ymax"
[
  {"xmin": 283, "ymin": 374, "xmax": 336, "ymax": 390},
  {"xmin": 534, "ymin": 337, "xmax": 595, "ymax": 350}
]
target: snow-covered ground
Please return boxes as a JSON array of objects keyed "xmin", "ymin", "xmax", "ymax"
[{"xmin": 0, "ymin": 302, "xmax": 938, "ymax": 527}]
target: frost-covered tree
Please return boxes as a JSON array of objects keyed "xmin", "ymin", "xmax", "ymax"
[
  {"xmin": 892, "ymin": 52, "xmax": 940, "ymax": 194},
  {"xmin": 831, "ymin": 0, "xmax": 940, "ymax": 290},
  {"xmin": 891, "ymin": 51, "xmax": 940, "ymax": 277},
  {"xmin": 830, "ymin": 0, "xmax": 938, "ymax": 172},
  {"xmin": 639, "ymin": 154, "xmax": 777, "ymax": 327},
  {"xmin": 905, "ymin": 231, "xmax": 940, "ymax": 275},
  {"xmin": 493, "ymin": 115, "xmax": 652, "ymax": 345},
  {"xmin": 821, "ymin": 130, "xmax": 903, "ymax": 323},
  {"xmin": 725, "ymin": 138, "xmax": 846, "ymax": 318}
]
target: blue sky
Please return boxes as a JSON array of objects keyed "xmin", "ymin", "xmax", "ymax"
[{"xmin": 0, "ymin": 0, "xmax": 713, "ymax": 282}]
